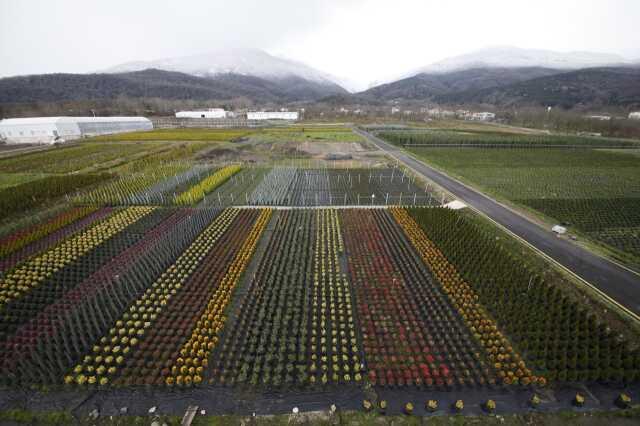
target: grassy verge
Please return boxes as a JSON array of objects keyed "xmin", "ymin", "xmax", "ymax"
[{"xmin": 1, "ymin": 408, "xmax": 638, "ymax": 425}]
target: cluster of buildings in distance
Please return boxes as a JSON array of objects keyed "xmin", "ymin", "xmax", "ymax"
[
  {"xmin": 174, "ymin": 108, "xmax": 299, "ymax": 121},
  {"xmin": 423, "ymin": 108, "xmax": 496, "ymax": 121},
  {"xmin": 2, "ymin": 107, "xmax": 638, "ymax": 145},
  {"xmin": 0, "ymin": 108, "xmax": 301, "ymax": 144},
  {"xmin": 586, "ymin": 112, "xmax": 640, "ymax": 121},
  {"xmin": 175, "ymin": 108, "xmax": 232, "ymax": 119}
]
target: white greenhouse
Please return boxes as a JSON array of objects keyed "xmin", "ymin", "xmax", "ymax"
[{"xmin": 0, "ymin": 116, "xmax": 153, "ymax": 144}]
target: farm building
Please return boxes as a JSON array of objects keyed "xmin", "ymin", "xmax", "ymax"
[
  {"xmin": 586, "ymin": 115, "xmax": 611, "ymax": 121},
  {"xmin": 629, "ymin": 112, "xmax": 640, "ymax": 120},
  {"xmin": 175, "ymin": 108, "xmax": 228, "ymax": 119},
  {"xmin": 246, "ymin": 111, "xmax": 299, "ymax": 121},
  {"xmin": 426, "ymin": 108, "xmax": 456, "ymax": 119},
  {"xmin": 470, "ymin": 112, "xmax": 496, "ymax": 121},
  {"xmin": 0, "ymin": 117, "xmax": 152, "ymax": 144}
]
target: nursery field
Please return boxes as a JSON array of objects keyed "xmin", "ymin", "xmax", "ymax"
[
  {"xmin": 0, "ymin": 141, "xmax": 175, "ymax": 174},
  {"xmin": 0, "ymin": 125, "xmax": 639, "ymax": 419},
  {"xmin": 67, "ymin": 165, "xmax": 438, "ymax": 207},
  {"xmin": 378, "ymin": 130, "xmax": 640, "ymax": 148},
  {"xmin": 374, "ymin": 128, "xmax": 640, "ymax": 266},
  {"xmin": 0, "ymin": 204, "xmax": 638, "ymax": 417}
]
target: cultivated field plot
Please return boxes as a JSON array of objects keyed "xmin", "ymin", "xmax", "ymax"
[
  {"xmin": 0, "ymin": 204, "xmax": 638, "ymax": 415},
  {"xmin": 378, "ymin": 130, "xmax": 640, "ymax": 148},
  {"xmin": 0, "ymin": 140, "xmax": 214, "ymax": 224},
  {"xmin": 243, "ymin": 167, "xmax": 439, "ymax": 206},
  {"xmin": 0, "ymin": 142, "xmax": 172, "ymax": 174},
  {"xmin": 92, "ymin": 165, "xmax": 438, "ymax": 207},
  {"xmin": 0, "ymin": 126, "xmax": 638, "ymax": 417},
  {"xmin": 378, "ymin": 131, "xmax": 640, "ymax": 265}
]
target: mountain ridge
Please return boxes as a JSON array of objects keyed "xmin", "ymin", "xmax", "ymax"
[
  {"xmin": 105, "ymin": 48, "xmax": 344, "ymax": 88},
  {"xmin": 434, "ymin": 66, "xmax": 640, "ymax": 109},
  {"xmin": 0, "ymin": 68, "xmax": 348, "ymax": 105},
  {"xmin": 357, "ymin": 67, "xmax": 564, "ymax": 101},
  {"xmin": 365, "ymin": 46, "xmax": 633, "ymax": 90},
  {"xmin": 414, "ymin": 46, "xmax": 631, "ymax": 75}
]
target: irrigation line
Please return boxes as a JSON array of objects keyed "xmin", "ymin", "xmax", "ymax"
[{"xmin": 228, "ymin": 205, "xmax": 439, "ymax": 210}]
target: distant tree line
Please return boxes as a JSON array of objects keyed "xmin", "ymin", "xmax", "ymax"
[
  {"xmin": 0, "ymin": 96, "xmax": 261, "ymax": 118},
  {"xmin": 502, "ymin": 108, "xmax": 640, "ymax": 139}
]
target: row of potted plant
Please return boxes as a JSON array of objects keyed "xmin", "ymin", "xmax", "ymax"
[
  {"xmin": 392, "ymin": 207, "xmax": 541, "ymax": 386},
  {"xmin": 165, "ymin": 209, "xmax": 272, "ymax": 386},
  {"xmin": 306, "ymin": 209, "xmax": 362, "ymax": 385},
  {"xmin": 0, "ymin": 206, "xmax": 96, "ymax": 259},
  {"xmin": 1, "ymin": 208, "xmax": 218, "ymax": 385},
  {"xmin": 64, "ymin": 208, "xmax": 241, "ymax": 386},
  {"xmin": 345, "ymin": 209, "xmax": 503, "ymax": 388},
  {"xmin": 0, "ymin": 207, "xmax": 155, "ymax": 311},
  {"xmin": 78, "ymin": 163, "xmax": 189, "ymax": 205},
  {"xmin": 175, "ymin": 165, "xmax": 241, "ymax": 205},
  {"xmin": 407, "ymin": 207, "xmax": 640, "ymax": 384},
  {"xmin": 212, "ymin": 210, "xmax": 323, "ymax": 387}
]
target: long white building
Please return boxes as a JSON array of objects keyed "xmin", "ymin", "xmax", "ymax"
[
  {"xmin": 0, "ymin": 117, "xmax": 152, "ymax": 144},
  {"xmin": 629, "ymin": 112, "xmax": 640, "ymax": 120},
  {"xmin": 470, "ymin": 112, "xmax": 496, "ymax": 121},
  {"xmin": 246, "ymin": 111, "xmax": 299, "ymax": 121},
  {"xmin": 175, "ymin": 108, "xmax": 228, "ymax": 119}
]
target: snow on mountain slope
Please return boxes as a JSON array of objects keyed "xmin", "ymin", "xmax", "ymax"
[
  {"xmin": 106, "ymin": 48, "xmax": 342, "ymax": 87},
  {"xmin": 418, "ymin": 46, "xmax": 630, "ymax": 74}
]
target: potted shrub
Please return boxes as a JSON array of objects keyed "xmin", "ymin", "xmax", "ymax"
[
  {"xmin": 404, "ymin": 402, "xmax": 414, "ymax": 415},
  {"xmin": 616, "ymin": 393, "xmax": 631, "ymax": 409},
  {"xmin": 529, "ymin": 394, "xmax": 541, "ymax": 408},
  {"xmin": 484, "ymin": 399, "xmax": 496, "ymax": 413}
]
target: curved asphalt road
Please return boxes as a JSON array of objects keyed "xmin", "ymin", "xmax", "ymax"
[{"xmin": 356, "ymin": 128, "xmax": 640, "ymax": 318}]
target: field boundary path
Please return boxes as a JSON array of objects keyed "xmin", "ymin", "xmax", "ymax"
[{"xmin": 355, "ymin": 128, "xmax": 640, "ymax": 320}]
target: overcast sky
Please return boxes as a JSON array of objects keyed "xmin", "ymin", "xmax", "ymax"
[{"xmin": 1, "ymin": 0, "xmax": 639, "ymax": 90}]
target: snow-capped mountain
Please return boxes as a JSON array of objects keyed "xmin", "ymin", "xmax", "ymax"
[
  {"xmin": 416, "ymin": 46, "xmax": 631, "ymax": 74},
  {"xmin": 106, "ymin": 48, "xmax": 341, "ymax": 87}
]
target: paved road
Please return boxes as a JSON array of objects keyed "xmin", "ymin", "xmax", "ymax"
[{"xmin": 357, "ymin": 128, "xmax": 640, "ymax": 318}]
